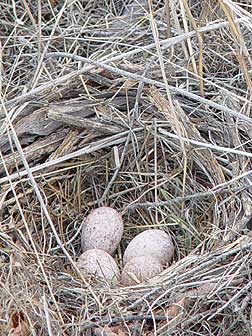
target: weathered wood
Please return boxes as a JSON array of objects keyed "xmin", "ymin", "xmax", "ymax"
[
  {"xmin": 0, "ymin": 108, "xmax": 61, "ymax": 152},
  {"xmin": 0, "ymin": 129, "xmax": 69, "ymax": 176},
  {"xmin": 48, "ymin": 108, "xmax": 124, "ymax": 134}
]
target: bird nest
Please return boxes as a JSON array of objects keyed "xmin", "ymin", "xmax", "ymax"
[{"xmin": 1, "ymin": 0, "xmax": 252, "ymax": 335}]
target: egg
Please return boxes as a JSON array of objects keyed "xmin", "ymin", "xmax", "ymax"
[
  {"xmin": 81, "ymin": 207, "xmax": 123, "ymax": 255},
  {"xmin": 121, "ymin": 256, "xmax": 163, "ymax": 286},
  {"xmin": 123, "ymin": 229, "xmax": 174, "ymax": 265},
  {"xmin": 76, "ymin": 249, "xmax": 120, "ymax": 283}
]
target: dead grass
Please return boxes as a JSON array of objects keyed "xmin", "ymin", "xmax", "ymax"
[{"xmin": 1, "ymin": 0, "xmax": 252, "ymax": 335}]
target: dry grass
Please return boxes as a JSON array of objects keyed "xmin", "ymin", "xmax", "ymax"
[{"xmin": 1, "ymin": 0, "xmax": 252, "ymax": 335}]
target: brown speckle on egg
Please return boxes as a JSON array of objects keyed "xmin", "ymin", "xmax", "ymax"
[
  {"xmin": 76, "ymin": 248, "xmax": 120, "ymax": 284},
  {"xmin": 123, "ymin": 229, "xmax": 174, "ymax": 265},
  {"xmin": 121, "ymin": 256, "xmax": 163, "ymax": 286},
  {"xmin": 81, "ymin": 207, "xmax": 124, "ymax": 255}
]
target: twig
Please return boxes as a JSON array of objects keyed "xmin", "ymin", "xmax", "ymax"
[{"xmin": 78, "ymin": 314, "xmax": 168, "ymax": 330}]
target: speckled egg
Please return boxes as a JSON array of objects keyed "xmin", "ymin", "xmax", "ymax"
[
  {"xmin": 81, "ymin": 207, "xmax": 123, "ymax": 255},
  {"xmin": 123, "ymin": 229, "xmax": 174, "ymax": 265},
  {"xmin": 121, "ymin": 255, "xmax": 163, "ymax": 286},
  {"xmin": 76, "ymin": 248, "xmax": 120, "ymax": 283}
]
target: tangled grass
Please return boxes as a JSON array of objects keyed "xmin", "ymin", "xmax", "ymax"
[{"xmin": 1, "ymin": 0, "xmax": 252, "ymax": 335}]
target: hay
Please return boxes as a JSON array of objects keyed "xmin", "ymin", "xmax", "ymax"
[{"xmin": 1, "ymin": 0, "xmax": 252, "ymax": 334}]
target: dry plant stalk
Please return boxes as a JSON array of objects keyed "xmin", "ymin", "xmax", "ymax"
[
  {"xmin": 217, "ymin": 0, "xmax": 252, "ymax": 93},
  {"xmin": 149, "ymin": 87, "xmax": 225, "ymax": 185}
]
